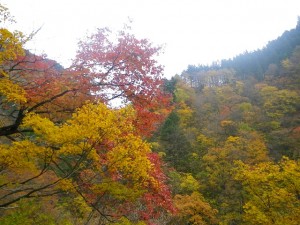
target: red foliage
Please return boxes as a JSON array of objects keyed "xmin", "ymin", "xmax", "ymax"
[
  {"xmin": 138, "ymin": 153, "xmax": 176, "ymax": 223},
  {"xmin": 73, "ymin": 27, "xmax": 172, "ymax": 137},
  {"xmin": 6, "ymin": 27, "xmax": 172, "ymax": 136},
  {"xmin": 2, "ymin": 26, "xmax": 174, "ymax": 222},
  {"xmin": 7, "ymin": 52, "xmax": 92, "ymax": 120}
]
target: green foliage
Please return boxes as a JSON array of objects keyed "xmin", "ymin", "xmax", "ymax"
[
  {"xmin": 168, "ymin": 170, "xmax": 200, "ymax": 195},
  {"xmin": 57, "ymin": 196, "xmax": 92, "ymax": 220},
  {"xmin": 0, "ymin": 199, "xmax": 58, "ymax": 225},
  {"xmin": 158, "ymin": 111, "xmax": 193, "ymax": 171},
  {"xmin": 259, "ymin": 85, "xmax": 300, "ymax": 119}
]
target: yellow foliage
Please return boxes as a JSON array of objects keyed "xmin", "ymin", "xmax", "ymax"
[
  {"xmin": 56, "ymin": 179, "xmax": 75, "ymax": 193},
  {"xmin": 179, "ymin": 174, "xmax": 200, "ymax": 193},
  {"xmin": 0, "ymin": 28, "xmax": 28, "ymax": 105},
  {"xmin": 0, "ymin": 77, "xmax": 27, "ymax": 103},
  {"xmin": 19, "ymin": 102, "xmax": 157, "ymax": 201},
  {"xmin": 0, "ymin": 140, "xmax": 50, "ymax": 172},
  {"xmin": 94, "ymin": 181, "xmax": 144, "ymax": 201},
  {"xmin": 0, "ymin": 140, "xmax": 54, "ymax": 190},
  {"xmin": 259, "ymin": 85, "xmax": 300, "ymax": 119},
  {"xmin": 22, "ymin": 113, "xmax": 59, "ymax": 140},
  {"xmin": 22, "ymin": 103, "xmax": 135, "ymax": 145},
  {"xmin": 225, "ymin": 135, "xmax": 240, "ymax": 143},
  {"xmin": 220, "ymin": 120, "xmax": 234, "ymax": 127},
  {"xmin": 197, "ymin": 134, "xmax": 214, "ymax": 149},
  {"xmin": 107, "ymin": 133, "xmax": 153, "ymax": 187},
  {"xmin": 235, "ymin": 158, "xmax": 300, "ymax": 225},
  {"xmin": 222, "ymin": 132, "xmax": 269, "ymax": 164},
  {"xmin": 177, "ymin": 102, "xmax": 194, "ymax": 128},
  {"xmin": 0, "ymin": 28, "xmax": 24, "ymax": 63}
]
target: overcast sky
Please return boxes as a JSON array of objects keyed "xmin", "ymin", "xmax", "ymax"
[{"xmin": 2, "ymin": 0, "xmax": 300, "ymax": 78}]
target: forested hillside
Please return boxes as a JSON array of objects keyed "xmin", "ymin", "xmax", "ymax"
[
  {"xmin": 152, "ymin": 19, "xmax": 300, "ymax": 225},
  {"xmin": 1, "ymin": 4, "xmax": 300, "ymax": 225}
]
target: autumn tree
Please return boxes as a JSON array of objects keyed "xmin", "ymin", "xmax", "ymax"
[
  {"xmin": 235, "ymin": 158, "xmax": 300, "ymax": 225},
  {"xmin": 166, "ymin": 167, "xmax": 218, "ymax": 225},
  {"xmin": 1, "ymin": 21, "xmax": 172, "ymax": 140},
  {"xmin": 173, "ymin": 192, "xmax": 218, "ymax": 225},
  {"xmin": 0, "ymin": 6, "xmax": 174, "ymax": 224},
  {"xmin": 196, "ymin": 131, "xmax": 270, "ymax": 224},
  {"xmin": 73, "ymin": 26, "xmax": 172, "ymax": 137}
]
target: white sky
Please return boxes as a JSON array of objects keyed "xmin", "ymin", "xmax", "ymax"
[{"xmin": 2, "ymin": 0, "xmax": 300, "ymax": 78}]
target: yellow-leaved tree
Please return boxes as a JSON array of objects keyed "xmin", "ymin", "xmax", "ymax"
[
  {"xmin": 235, "ymin": 158, "xmax": 300, "ymax": 225},
  {"xmin": 0, "ymin": 5, "xmax": 174, "ymax": 224}
]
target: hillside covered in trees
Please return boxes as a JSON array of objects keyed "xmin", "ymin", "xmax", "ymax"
[
  {"xmin": 1, "ymin": 4, "xmax": 300, "ymax": 225},
  {"xmin": 151, "ymin": 18, "xmax": 300, "ymax": 225}
]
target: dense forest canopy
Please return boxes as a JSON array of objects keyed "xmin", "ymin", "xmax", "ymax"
[
  {"xmin": 153, "ymin": 17, "xmax": 300, "ymax": 225},
  {"xmin": 0, "ymin": 4, "xmax": 299, "ymax": 225}
]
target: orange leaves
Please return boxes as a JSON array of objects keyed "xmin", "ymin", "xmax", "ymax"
[{"xmin": 174, "ymin": 192, "xmax": 218, "ymax": 225}]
